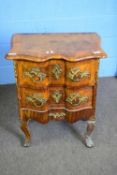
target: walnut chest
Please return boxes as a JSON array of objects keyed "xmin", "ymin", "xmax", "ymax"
[{"xmin": 6, "ymin": 33, "xmax": 107, "ymax": 147}]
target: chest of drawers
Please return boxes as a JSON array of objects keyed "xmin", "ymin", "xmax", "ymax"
[{"xmin": 6, "ymin": 33, "xmax": 107, "ymax": 147}]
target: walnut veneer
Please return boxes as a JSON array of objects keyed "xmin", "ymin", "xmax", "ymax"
[{"xmin": 6, "ymin": 33, "xmax": 107, "ymax": 147}]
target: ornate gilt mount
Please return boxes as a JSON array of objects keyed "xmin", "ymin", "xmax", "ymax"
[
  {"xmin": 23, "ymin": 67, "xmax": 46, "ymax": 82},
  {"xmin": 66, "ymin": 93, "xmax": 88, "ymax": 106},
  {"xmin": 26, "ymin": 94, "xmax": 47, "ymax": 107},
  {"xmin": 52, "ymin": 64, "xmax": 62, "ymax": 79},
  {"xmin": 49, "ymin": 112, "xmax": 66, "ymax": 119},
  {"xmin": 67, "ymin": 67, "xmax": 90, "ymax": 82},
  {"xmin": 52, "ymin": 91, "xmax": 62, "ymax": 103},
  {"xmin": 13, "ymin": 61, "xmax": 17, "ymax": 82}
]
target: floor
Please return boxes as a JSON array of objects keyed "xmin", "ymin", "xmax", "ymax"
[{"xmin": 0, "ymin": 77, "xmax": 117, "ymax": 175}]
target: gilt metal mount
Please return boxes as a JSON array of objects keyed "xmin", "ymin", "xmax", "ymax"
[
  {"xmin": 66, "ymin": 93, "xmax": 88, "ymax": 106},
  {"xmin": 67, "ymin": 67, "xmax": 90, "ymax": 82},
  {"xmin": 23, "ymin": 67, "xmax": 46, "ymax": 82},
  {"xmin": 52, "ymin": 91, "xmax": 62, "ymax": 103},
  {"xmin": 52, "ymin": 64, "xmax": 62, "ymax": 80},
  {"xmin": 26, "ymin": 94, "xmax": 47, "ymax": 107}
]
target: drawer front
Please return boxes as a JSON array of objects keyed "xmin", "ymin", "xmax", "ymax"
[
  {"xmin": 65, "ymin": 87, "xmax": 93, "ymax": 111},
  {"xmin": 17, "ymin": 61, "xmax": 49, "ymax": 88},
  {"xmin": 19, "ymin": 86, "xmax": 93, "ymax": 112},
  {"xmin": 17, "ymin": 59, "xmax": 98, "ymax": 88},
  {"xmin": 20, "ymin": 88, "xmax": 49, "ymax": 111},
  {"xmin": 65, "ymin": 59, "xmax": 98, "ymax": 87}
]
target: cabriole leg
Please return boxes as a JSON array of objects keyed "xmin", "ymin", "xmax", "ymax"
[
  {"xmin": 84, "ymin": 120, "xmax": 96, "ymax": 148},
  {"xmin": 20, "ymin": 119, "xmax": 31, "ymax": 147}
]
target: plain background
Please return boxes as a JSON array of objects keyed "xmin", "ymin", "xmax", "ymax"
[{"xmin": 0, "ymin": 0, "xmax": 117, "ymax": 84}]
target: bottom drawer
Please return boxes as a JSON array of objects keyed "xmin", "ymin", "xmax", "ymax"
[{"xmin": 20, "ymin": 108, "xmax": 95, "ymax": 124}]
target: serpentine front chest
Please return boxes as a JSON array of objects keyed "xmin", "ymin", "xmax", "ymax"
[{"xmin": 6, "ymin": 33, "xmax": 107, "ymax": 147}]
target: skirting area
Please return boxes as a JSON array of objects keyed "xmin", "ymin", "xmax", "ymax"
[{"xmin": 0, "ymin": 77, "xmax": 117, "ymax": 175}]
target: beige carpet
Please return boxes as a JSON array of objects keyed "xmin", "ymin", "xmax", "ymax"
[{"xmin": 0, "ymin": 77, "xmax": 117, "ymax": 175}]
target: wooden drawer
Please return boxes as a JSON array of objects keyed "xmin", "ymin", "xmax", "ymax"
[
  {"xmin": 19, "ymin": 86, "xmax": 93, "ymax": 112},
  {"xmin": 17, "ymin": 61, "xmax": 49, "ymax": 88},
  {"xmin": 65, "ymin": 87, "xmax": 93, "ymax": 111},
  {"xmin": 17, "ymin": 59, "xmax": 98, "ymax": 88},
  {"xmin": 65, "ymin": 59, "xmax": 98, "ymax": 87},
  {"xmin": 17, "ymin": 60, "xmax": 65, "ymax": 88},
  {"xmin": 20, "ymin": 88, "xmax": 49, "ymax": 111}
]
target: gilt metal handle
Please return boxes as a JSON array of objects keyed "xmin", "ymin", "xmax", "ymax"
[
  {"xmin": 66, "ymin": 93, "xmax": 88, "ymax": 106},
  {"xmin": 67, "ymin": 67, "xmax": 90, "ymax": 82},
  {"xmin": 23, "ymin": 67, "xmax": 46, "ymax": 82},
  {"xmin": 26, "ymin": 94, "xmax": 47, "ymax": 107},
  {"xmin": 49, "ymin": 112, "xmax": 66, "ymax": 119}
]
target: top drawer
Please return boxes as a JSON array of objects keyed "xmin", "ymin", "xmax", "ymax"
[{"xmin": 16, "ymin": 59, "xmax": 98, "ymax": 88}]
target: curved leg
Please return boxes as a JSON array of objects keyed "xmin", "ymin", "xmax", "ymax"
[
  {"xmin": 84, "ymin": 120, "xmax": 96, "ymax": 148},
  {"xmin": 20, "ymin": 119, "xmax": 31, "ymax": 147}
]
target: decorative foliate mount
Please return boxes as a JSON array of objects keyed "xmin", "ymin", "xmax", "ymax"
[
  {"xmin": 26, "ymin": 94, "xmax": 47, "ymax": 107},
  {"xmin": 67, "ymin": 67, "xmax": 90, "ymax": 82},
  {"xmin": 23, "ymin": 67, "xmax": 46, "ymax": 82},
  {"xmin": 52, "ymin": 91, "xmax": 62, "ymax": 103},
  {"xmin": 66, "ymin": 93, "xmax": 89, "ymax": 106},
  {"xmin": 13, "ymin": 61, "xmax": 17, "ymax": 81},
  {"xmin": 52, "ymin": 64, "xmax": 62, "ymax": 80},
  {"xmin": 49, "ymin": 112, "xmax": 66, "ymax": 119}
]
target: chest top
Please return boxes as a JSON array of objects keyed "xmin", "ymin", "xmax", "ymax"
[{"xmin": 6, "ymin": 33, "xmax": 107, "ymax": 62}]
